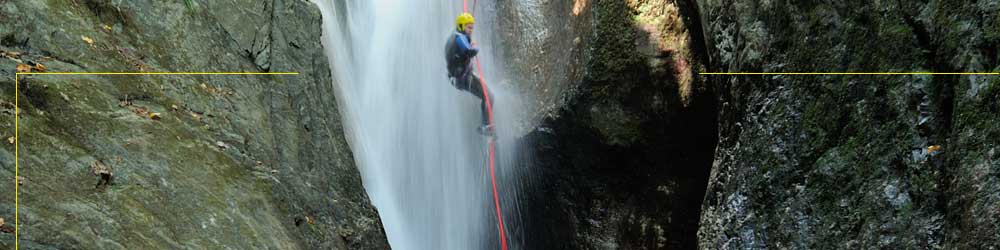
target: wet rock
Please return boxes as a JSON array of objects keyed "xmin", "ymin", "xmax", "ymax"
[
  {"xmin": 501, "ymin": 0, "xmax": 716, "ymax": 249},
  {"xmin": 501, "ymin": 0, "xmax": 998, "ymax": 249}
]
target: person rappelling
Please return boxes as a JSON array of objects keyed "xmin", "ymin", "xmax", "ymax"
[
  {"xmin": 446, "ymin": 9, "xmax": 510, "ymax": 250},
  {"xmin": 445, "ymin": 12, "xmax": 495, "ymax": 136}
]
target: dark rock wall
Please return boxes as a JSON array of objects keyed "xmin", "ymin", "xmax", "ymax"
[
  {"xmin": 500, "ymin": 0, "xmax": 998, "ymax": 249},
  {"xmin": 498, "ymin": 0, "xmax": 717, "ymax": 249},
  {"xmin": 0, "ymin": 0, "xmax": 388, "ymax": 249}
]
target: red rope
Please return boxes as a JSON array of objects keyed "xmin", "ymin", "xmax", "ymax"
[{"xmin": 464, "ymin": 1, "xmax": 507, "ymax": 250}]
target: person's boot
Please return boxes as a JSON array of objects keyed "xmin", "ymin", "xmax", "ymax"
[{"xmin": 477, "ymin": 124, "xmax": 495, "ymax": 137}]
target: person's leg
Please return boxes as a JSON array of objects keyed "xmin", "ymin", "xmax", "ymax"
[
  {"xmin": 467, "ymin": 73, "xmax": 491, "ymax": 126},
  {"xmin": 453, "ymin": 74, "xmax": 468, "ymax": 91},
  {"xmin": 467, "ymin": 73, "xmax": 484, "ymax": 99},
  {"xmin": 482, "ymin": 85, "xmax": 494, "ymax": 126}
]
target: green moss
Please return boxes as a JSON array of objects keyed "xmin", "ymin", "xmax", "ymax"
[{"xmin": 587, "ymin": 1, "xmax": 644, "ymax": 88}]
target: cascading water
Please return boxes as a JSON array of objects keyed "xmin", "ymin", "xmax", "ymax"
[{"xmin": 314, "ymin": 1, "xmax": 526, "ymax": 249}]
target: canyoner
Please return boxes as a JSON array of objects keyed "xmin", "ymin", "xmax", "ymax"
[
  {"xmin": 444, "ymin": 5, "xmax": 509, "ymax": 249},
  {"xmin": 445, "ymin": 12, "xmax": 495, "ymax": 137}
]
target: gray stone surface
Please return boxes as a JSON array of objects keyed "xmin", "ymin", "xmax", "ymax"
[
  {"xmin": 697, "ymin": 0, "xmax": 999, "ymax": 248},
  {"xmin": 0, "ymin": 0, "xmax": 388, "ymax": 249}
]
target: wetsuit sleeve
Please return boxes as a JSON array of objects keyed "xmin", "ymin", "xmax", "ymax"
[{"xmin": 455, "ymin": 34, "xmax": 479, "ymax": 58}]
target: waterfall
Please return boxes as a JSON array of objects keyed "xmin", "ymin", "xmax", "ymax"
[{"xmin": 314, "ymin": 1, "xmax": 525, "ymax": 249}]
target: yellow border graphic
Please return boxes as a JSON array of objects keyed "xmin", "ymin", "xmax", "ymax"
[{"xmin": 12, "ymin": 71, "xmax": 297, "ymax": 249}]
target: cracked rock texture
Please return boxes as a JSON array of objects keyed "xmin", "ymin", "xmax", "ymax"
[
  {"xmin": 0, "ymin": 0, "xmax": 388, "ymax": 249},
  {"xmin": 697, "ymin": 0, "xmax": 999, "ymax": 248}
]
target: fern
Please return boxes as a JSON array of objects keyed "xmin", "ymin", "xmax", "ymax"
[{"xmin": 184, "ymin": 0, "xmax": 194, "ymax": 10}]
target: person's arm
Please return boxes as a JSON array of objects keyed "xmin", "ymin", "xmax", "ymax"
[{"xmin": 455, "ymin": 34, "xmax": 479, "ymax": 58}]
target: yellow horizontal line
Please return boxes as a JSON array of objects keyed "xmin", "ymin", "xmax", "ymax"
[
  {"xmin": 15, "ymin": 72, "xmax": 299, "ymax": 75},
  {"xmin": 700, "ymin": 72, "xmax": 998, "ymax": 75}
]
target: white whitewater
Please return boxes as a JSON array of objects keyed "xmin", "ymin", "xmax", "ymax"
[{"xmin": 315, "ymin": 1, "xmax": 525, "ymax": 249}]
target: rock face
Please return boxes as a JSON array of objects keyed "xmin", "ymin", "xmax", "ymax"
[
  {"xmin": 497, "ymin": 0, "xmax": 716, "ymax": 249},
  {"xmin": 0, "ymin": 0, "xmax": 388, "ymax": 249},
  {"xmin": 696, "ymin": 0, "xmax": 999, "ymax": 249},
  {"xmin": 499, "ymin": 0, "xmax": 998, "ymax": 249}
]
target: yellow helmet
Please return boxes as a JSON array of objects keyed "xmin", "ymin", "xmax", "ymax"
[{"xmin": 456, "ymin": 13, "xmax": 475, "ymax": 31}]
